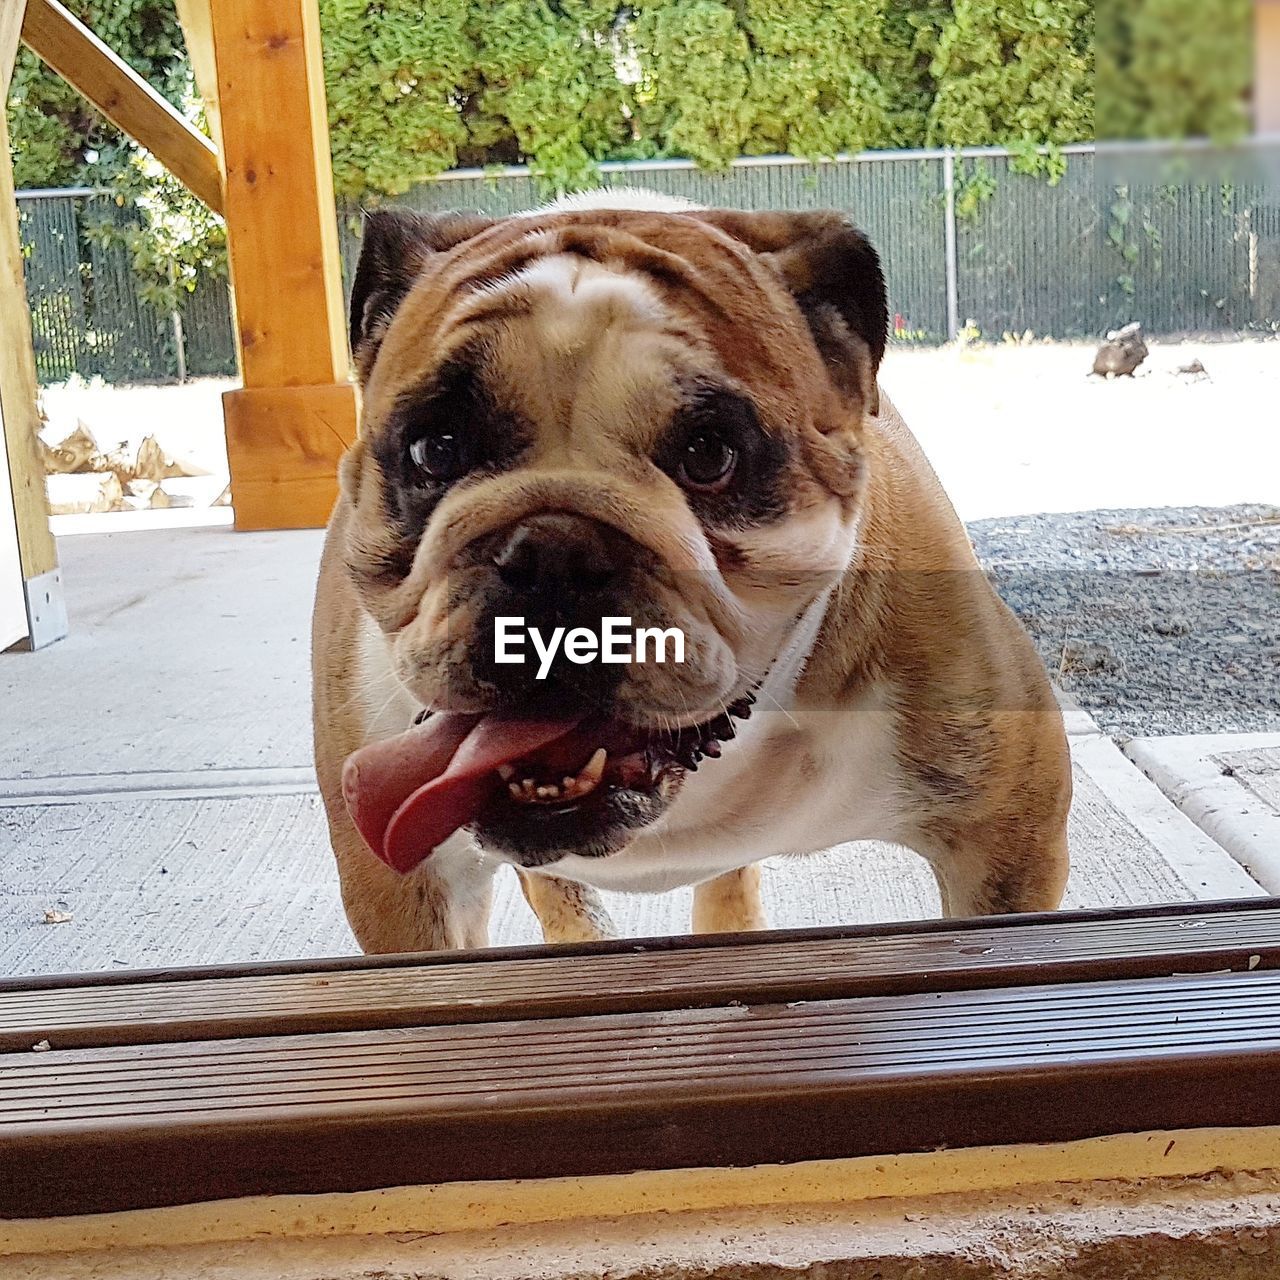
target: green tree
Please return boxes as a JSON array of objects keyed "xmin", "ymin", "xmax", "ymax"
[
  {"xmin": 630, "ymin": 1, "xmax": 755, "ymax": 170},
  {"xmin": 466, "ymin": 0, "xmax": 632, "ymax": 188},
  {"xmin": 7, "ymin": 0, "xmax": 224, "ymax": 313},
  {"xmin": 1095, "ymin": 0, "xmax": 1252, "ymax": 141},
  {"xmin": 876, "ymin": 0, "xmax": 951, "ymax": 147},
  {"xmin": 738, "ymin": 0, "xmax": 895, "ymax": 158},
  {"xmin": 7, "ymin": 0, "xmax": 191, "ymax": 189},
  {"xmin": 320, "ymin": 0, "xmax": 474, "ymax": 196},
  {"xmin": 7, "ymin": 0, "xmax": 1258, "ymax": 209},
  {"xmin": 926, "ymin": 0, "xmax": 1093, "ymax": 152}
]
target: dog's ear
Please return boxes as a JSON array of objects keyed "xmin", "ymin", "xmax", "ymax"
[
  {"xmin": 693, "ymin": 211, "xmax": 887, "ymax": 411},
  {"xmin": 348, "ymin": 209, "xmax": 495, "ymax": 378}
]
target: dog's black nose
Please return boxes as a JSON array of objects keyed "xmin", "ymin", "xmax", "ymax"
[{"xmin": 493, "ymin": 513, "xmax": 621, "ymax": 595}]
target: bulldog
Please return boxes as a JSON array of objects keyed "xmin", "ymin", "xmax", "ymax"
[{"xmin": 312, "ymin": 194, "xmax": 1071, "ymax": 953}]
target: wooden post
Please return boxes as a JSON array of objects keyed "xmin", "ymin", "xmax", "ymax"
[
  {"xmin": 1, "ymin": 0, "xmax": 66, "ymax": 649},
  {"xmin": 172, "ymin": 0, "xmax": 223, "ymax": 159},
  {"xmin": 206, "ymin": 0, "xmax": 357, "ymax": 530}
]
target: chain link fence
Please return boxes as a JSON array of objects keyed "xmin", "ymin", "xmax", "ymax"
[
  {"xmin": 15, "ymin": 189, "xmax": 237, "ymax": 386},
  {"xmin": 18, "ymin": 141, "xmax": 1280, "ymax": 386},
  {"xmin": 342, "ymin": 140, "xmax": 1280, "ymax": 345}
]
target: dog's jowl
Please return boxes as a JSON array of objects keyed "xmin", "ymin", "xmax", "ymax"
[{"xmin": 312, "ymin": 194, "xmax": 1071, "ymax": 952}]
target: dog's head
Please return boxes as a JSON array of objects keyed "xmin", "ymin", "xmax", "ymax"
[{"xmin": 338, "ymin": 203, "xmax": 886, "ymax": 870}]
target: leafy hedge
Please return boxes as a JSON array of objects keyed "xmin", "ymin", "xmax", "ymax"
[
  {"xmin": 320, "ymin": 0, "xmax": 1096, "ymax": 197},
  {"xmin": 1095, "ymin": 0, "xmax": 1253, "ymax": 142},
  {"xmin": 6, "ymin": 0, "xmax": 1254, "ymax": 203},
  {"xmin": 8, "ymin": 0, "xmax": 189, "ymax": 189}
]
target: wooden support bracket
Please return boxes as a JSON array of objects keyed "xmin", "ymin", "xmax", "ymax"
[{"xmin": 222, "ymin": 383, "xmax": 358, "ymax": 531}]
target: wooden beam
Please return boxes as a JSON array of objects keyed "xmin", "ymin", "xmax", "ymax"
[
  {"xmin": 173, "ymin": 0, "xmax": 222, "ymax": 160},
  {"xmin": 3, "ymin": 900, "xmax": 1277, "ymax": 1051},
  {"xmin": 210, "ymin": 0, "xmax": 348, "ymax": 389},
  {"xmin": 3, "ymin": 903, "xmax": 1280, "ymax": 1218},
  {"xmin": 1, "ymin": 8, "xmax": 66, "ymax": 649},
  {"xmin": 1, "ymin": 0, "xmax": 26, "ymax": 99},
  {"xmin": 1, "ymin": 1, "xmax": 31, "ymax": 649},
  {"xmin": 20, "ymin": 0, "xmax": 223, "ymax": 214},
  {"xmin": 209, "ymin": 0, "xmax": 355, "ymax": 529}
]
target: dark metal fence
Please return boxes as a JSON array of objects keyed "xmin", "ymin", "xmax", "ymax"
[
  {"xmin": 18, "ymin": 140, "xmax": 1280, "ymax": 386},
  {"xmin": 342, "ymin": 140, "xmax": 1280, "ymax": 345},
  {"xmin": 15, "ymin": 188, "xmax": 237, "ymax": 386}
]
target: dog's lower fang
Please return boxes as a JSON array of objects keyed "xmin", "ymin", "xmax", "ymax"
[{"xmin": 579, "ymin": 747, "xmax": 608, "ymax": 790}]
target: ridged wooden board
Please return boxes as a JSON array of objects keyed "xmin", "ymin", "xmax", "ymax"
[
  {"xmin": 1, "ymin": 900, "xmax": 1277, "ymax": 1052},
  {"xmin": 3, "ymin": 965, "xmax": 1280, "ymax": 1217}
]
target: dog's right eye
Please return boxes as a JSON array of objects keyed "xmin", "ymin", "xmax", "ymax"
[
  {"xmin": 677, "ymin": 427, "xmax": 737, "ymax": 492},
  {"xmin": 409, "ymin": 429, "xmax": 468, "ymax": 482}
]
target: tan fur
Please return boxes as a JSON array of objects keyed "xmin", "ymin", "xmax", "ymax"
[
  {"xmin": 313, "ymin": 203, "xmax": 1070, "ymax": 953},
  {"xmin": 517, "ymin": 872, "xmax": 616, "ymax": 944},
  {"xmin": 692, "ymin": 867, "xmax": 768, "ymax": 934}
]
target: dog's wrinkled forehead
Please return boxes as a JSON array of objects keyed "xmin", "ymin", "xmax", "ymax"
[{"xmin": 349, "ymin": 206, "xmax": 887, "ymax": 427}]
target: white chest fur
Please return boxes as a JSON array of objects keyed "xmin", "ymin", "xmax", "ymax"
[{"xmin": 551, "ymin": 685, "xmax": 909, "ymax": 893}]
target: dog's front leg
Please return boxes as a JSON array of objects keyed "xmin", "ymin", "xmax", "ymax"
[
  {"xmin": 691, "ymin": 866, "xmax": 768, "ymax": 934},
  {"xmin": 518, "ymin": 872, "xmax": 617, "ymax": 943},
  {"xmin": 332, "ymin": 839, "xmax": 498, "ymax": 954}
]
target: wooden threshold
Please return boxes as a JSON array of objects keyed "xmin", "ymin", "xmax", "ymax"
[
  {"xmin": 3, "ymin": 901, "xmax": 1280, "ymax": 1219},
  {"xmin": 1, "ymin": 899, "xmax": 1277, "ymax": 1051}
]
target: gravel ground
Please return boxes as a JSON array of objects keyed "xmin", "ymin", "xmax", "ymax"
[{"xmin": 969, "ymin": 504, "xmax": 1280, "ymax": 737}]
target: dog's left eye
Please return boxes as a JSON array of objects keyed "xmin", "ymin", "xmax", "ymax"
[
  {"xmin": 409, "ymin": 429, "xmax": 467, "ymax": 482},
  {"xmin": 677, "ymin": 428, "xmax": 737, "ymax": 492}
]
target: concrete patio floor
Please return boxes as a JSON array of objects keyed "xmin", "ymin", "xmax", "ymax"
[{"xmin": 0, "ymin": 525, "xmax": 1270, "ymax": 978}]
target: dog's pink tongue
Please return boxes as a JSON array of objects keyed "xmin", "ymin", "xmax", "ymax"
[{"xmin": 342, "ymin": 714, "xmax": 581, "ymax": 874}]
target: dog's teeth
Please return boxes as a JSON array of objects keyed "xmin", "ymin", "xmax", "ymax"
[
  {"xmin": 563, "ymin": 777, "xmax": 577, "ymax": 790},
  {"xmin": 580, "ymin": 747, "xmax": 608, "ymax": 788},
  {"xmin": 536, "ymin": 785, "xmax": 556, "ymax": 799},
  {"xmin": 520, "ymin": 779, "xmax": 537, "ymax": 797},
  {"xmin": 497, "ymin": 764, "xmax": 516, "ymax": 781},
  {"xmin": 508, "ymin": 782, "xmax": 523, "ymax": 799}
]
